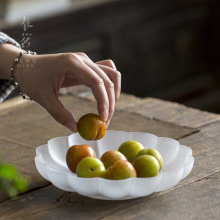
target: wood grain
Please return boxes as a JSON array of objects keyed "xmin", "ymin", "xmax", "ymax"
[
  {"xmin": 0, "ymin": 96, "xmax": 195, "ymax": 148},
  {"xmin": 0, "ymin": 93, "xmax": 219, "ymax": 219},
  {"xmin": 125, "ymin": 98, "xmax": 220, "ymax": 128}
]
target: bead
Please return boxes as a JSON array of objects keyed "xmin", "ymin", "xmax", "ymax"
[{"xmin": 10, "ymin": 50, "xmax": 36, "ymax": 101}]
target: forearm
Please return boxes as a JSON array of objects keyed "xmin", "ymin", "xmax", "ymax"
[{"xmin": 0, "ymin": 43, "xmax": 24, "ymax": 79}]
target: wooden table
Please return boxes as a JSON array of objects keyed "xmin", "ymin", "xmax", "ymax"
[{"xmin": 0, "ymin": 90, "xmax": 220, "ymax": 220}]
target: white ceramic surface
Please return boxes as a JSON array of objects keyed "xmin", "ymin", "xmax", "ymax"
[{"xmin": 35, "ymin": 130, "xmax": 194, "ymax": 200}]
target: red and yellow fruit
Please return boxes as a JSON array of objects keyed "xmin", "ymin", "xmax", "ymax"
[
  {"xmin": 77, "ymin": 113, "xmax": 106, "ymax": 141},
  {"xmin": 66, "ymin": 144, "xmax": 96, "ymax": 173},
  {"xmin": 100, "ymin": 150, "xmax": 127, "ymax": 169},
  {"xmin": 105, "ymin": 160, "xmax": 137, "ymax": 180},
  {"xmin": 66, "ymin": 138, "xmax": 163, "ymax": 179}
]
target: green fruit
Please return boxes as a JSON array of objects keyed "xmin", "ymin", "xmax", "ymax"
[
  {"xmin": 118, "ymin": 140, "xmax": 144, "ymax": 163},
  {"xmin": 136, "ymin": 148, "xmax": 163, "ymax": 170},
  {"xmin": 105, "ymin": 160, "xmax": 137, "ymax": 180},
  {"xmin": 133, "ymin": 155, "xmax": 160, "ymax": 177},
  {"xmin": 76, "ymin": 157, "xmax": 106, "ymax": 178},
  {"xmin": 136, "ymin": 149, "xmax": 148, "ymax": 158}
]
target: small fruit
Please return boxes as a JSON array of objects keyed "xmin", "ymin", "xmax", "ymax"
[
  {"xmin": 76, "ymin": 157, "xmax": 106, "ymax": 178},
  {"xmin": 118, "ymin": 140, "xmax": 144, "ymax": 163},
  {"xmin": 135, "ymin": 148, "xmax": 149, "ymax": 158},
  {"xmin": 100, "ymin": 150, "xmax": 127, "ymax": 169},
  {"xmin": 77, "ymin": 113, "xmax": 106, "ymax": 141},
  {"xmin": 136, "ymin": 148, "xmax": 163, "ymax": 170},
  {"xmin": 133, "ymin": 155, "xmax": 160, "ymax": 177},
  {"xmin": 105, "ymin": 160, "xmax": 137, "ymax": 180},
  {"xmin": 66, "ymin": 144, "xmax": 96, "ymax": 173}
]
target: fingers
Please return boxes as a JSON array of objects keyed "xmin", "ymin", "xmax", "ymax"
[
  {"xmin": 96, "ymin": 59, "xmax": 121, "ymax": 101},
  {"xmin": 77, "ymin": 56, "xmax": 116, "ymax": 125},
  {"xmin": 65, "ymin": 53, "xmax": 120, "ymax": 127},
  {"xmin": 40, "ymin": 94, "xmax": 78, "ymax": 132},
  {"xmin": 96, "ymin": 64, "xmax": 121, "ymax": 101},
  {"xmin": 96, "ymin": 59, "xmax": 117, "ymax": 70},
  {"xmin": 89, "ymin": 77, "xmax": 109, "ymax": 122},
  {"xmin": 66, "ymin": 53, "xmax": 109, "ymax": 121},
  {"xmin": 91, "ymin": 66, "xmax": 115, "ymax": 126}
]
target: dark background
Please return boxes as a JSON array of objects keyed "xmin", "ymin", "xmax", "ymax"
[{"xmin": 2, "ymin": 0, "xmax": 220, "ymax": 113}]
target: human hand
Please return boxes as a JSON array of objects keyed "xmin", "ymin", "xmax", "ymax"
[{"xmin": 15, "ymin": 52, "xmax": 121, "ymax": 132}]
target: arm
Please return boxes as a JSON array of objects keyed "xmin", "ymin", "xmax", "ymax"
[
  {"xmin": 0, "ymin": 43, "xmax": 24, "ymax": 79},
  {"xmin": 0, "ymin": 42, "xmax": 121, "ymax": 131},
  {"xmin": 0, "ymin": 32, "xmax": 24, "ymax": 102}
]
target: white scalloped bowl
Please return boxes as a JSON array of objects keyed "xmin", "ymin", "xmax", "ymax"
[{"xmin": 35, "ymin": 130, "xmax": 194, "ymax": 200}]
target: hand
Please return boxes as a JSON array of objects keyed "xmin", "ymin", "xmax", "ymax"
[{"xmin": 15, "ymin": 52, "xmax": 121, "ymax": 132}]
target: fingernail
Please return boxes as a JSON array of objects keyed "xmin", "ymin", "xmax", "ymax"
[
  {"xmin": 65, "ymin": 122, "xmax": 77, "ymax": 132},
  {"xmin": 103, "ymin": 109, "xmax": 108, "ymax": 121},
  {"xmin": 116, "ymin": 93, "xmax": 120, "ymax": 101},
  {"xmin": 106, "ymin": 120, "xmax": 110, "ymax": 127},
  {"xmin": 112, "ymin": 61, "xmax": 117, "ymax": 70}
]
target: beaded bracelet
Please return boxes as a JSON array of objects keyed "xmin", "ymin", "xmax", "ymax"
[{"xmin": 10, "ymin": 50, "xmax": 37, "ymax": 100}]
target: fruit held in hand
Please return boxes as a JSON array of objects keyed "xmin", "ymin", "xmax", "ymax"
[
  {"xmin": 76, "ymin": 157, "xmax": 106, "ymax": 178},
  {"xmin": 77, "ymin": 113, "xmax": 106, "ymax": 141},
  {"xmin": 105, "ymin": 160, "xmax": 137, "ymax": 180},
  {"xmin": 133, "ymin": 155, "xmax": 160, "ymax": 177},
  {"xmin": 118, "ymin": 140, "xmax": 144, "ymax": 163},
  {"xmin": 66, "ymin": 144, "xmax": 96, "ymax": 173},
  {"xmin": 100, "ymin": 150, "xmax": 127, "ymax": 169},
  {"xmin": 136, "ymin": 148, "xmax": 163, "ymax": 170}
]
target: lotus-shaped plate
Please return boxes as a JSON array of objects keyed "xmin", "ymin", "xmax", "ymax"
[{"xmin": 35, "ymin": 130, "xmax": 194, "ymax": 200}]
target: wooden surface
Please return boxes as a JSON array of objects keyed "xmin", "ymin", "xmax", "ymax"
[{"xmin": 0, "ymin": 92, "xmax": 220, "ymax": 220}]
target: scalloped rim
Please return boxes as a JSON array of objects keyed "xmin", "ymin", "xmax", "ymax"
[{"xmin": 35, "ymin": 130, "xmax": 194, "ymax": 200}]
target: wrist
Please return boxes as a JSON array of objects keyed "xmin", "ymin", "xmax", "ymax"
[
  {"xmin": 10, "ymin": 50, "xmax": 37, "ymax": 100},
  {"xmin": 0, "ymin": 43, "xmax": 25, "ymax": 79}
]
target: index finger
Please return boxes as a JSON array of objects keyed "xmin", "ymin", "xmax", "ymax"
[
  {"xmin": 67, "ymin": 56, "xmax": 109, "ymax": 121},
  {"xmin": 96, "ymin": 59, "xmax": 117, "ymax": 70}
]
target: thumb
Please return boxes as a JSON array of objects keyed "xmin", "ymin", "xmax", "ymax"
[{"xmin": 41, "ymin": 95, "xmax": 77, "ymax": 132}]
